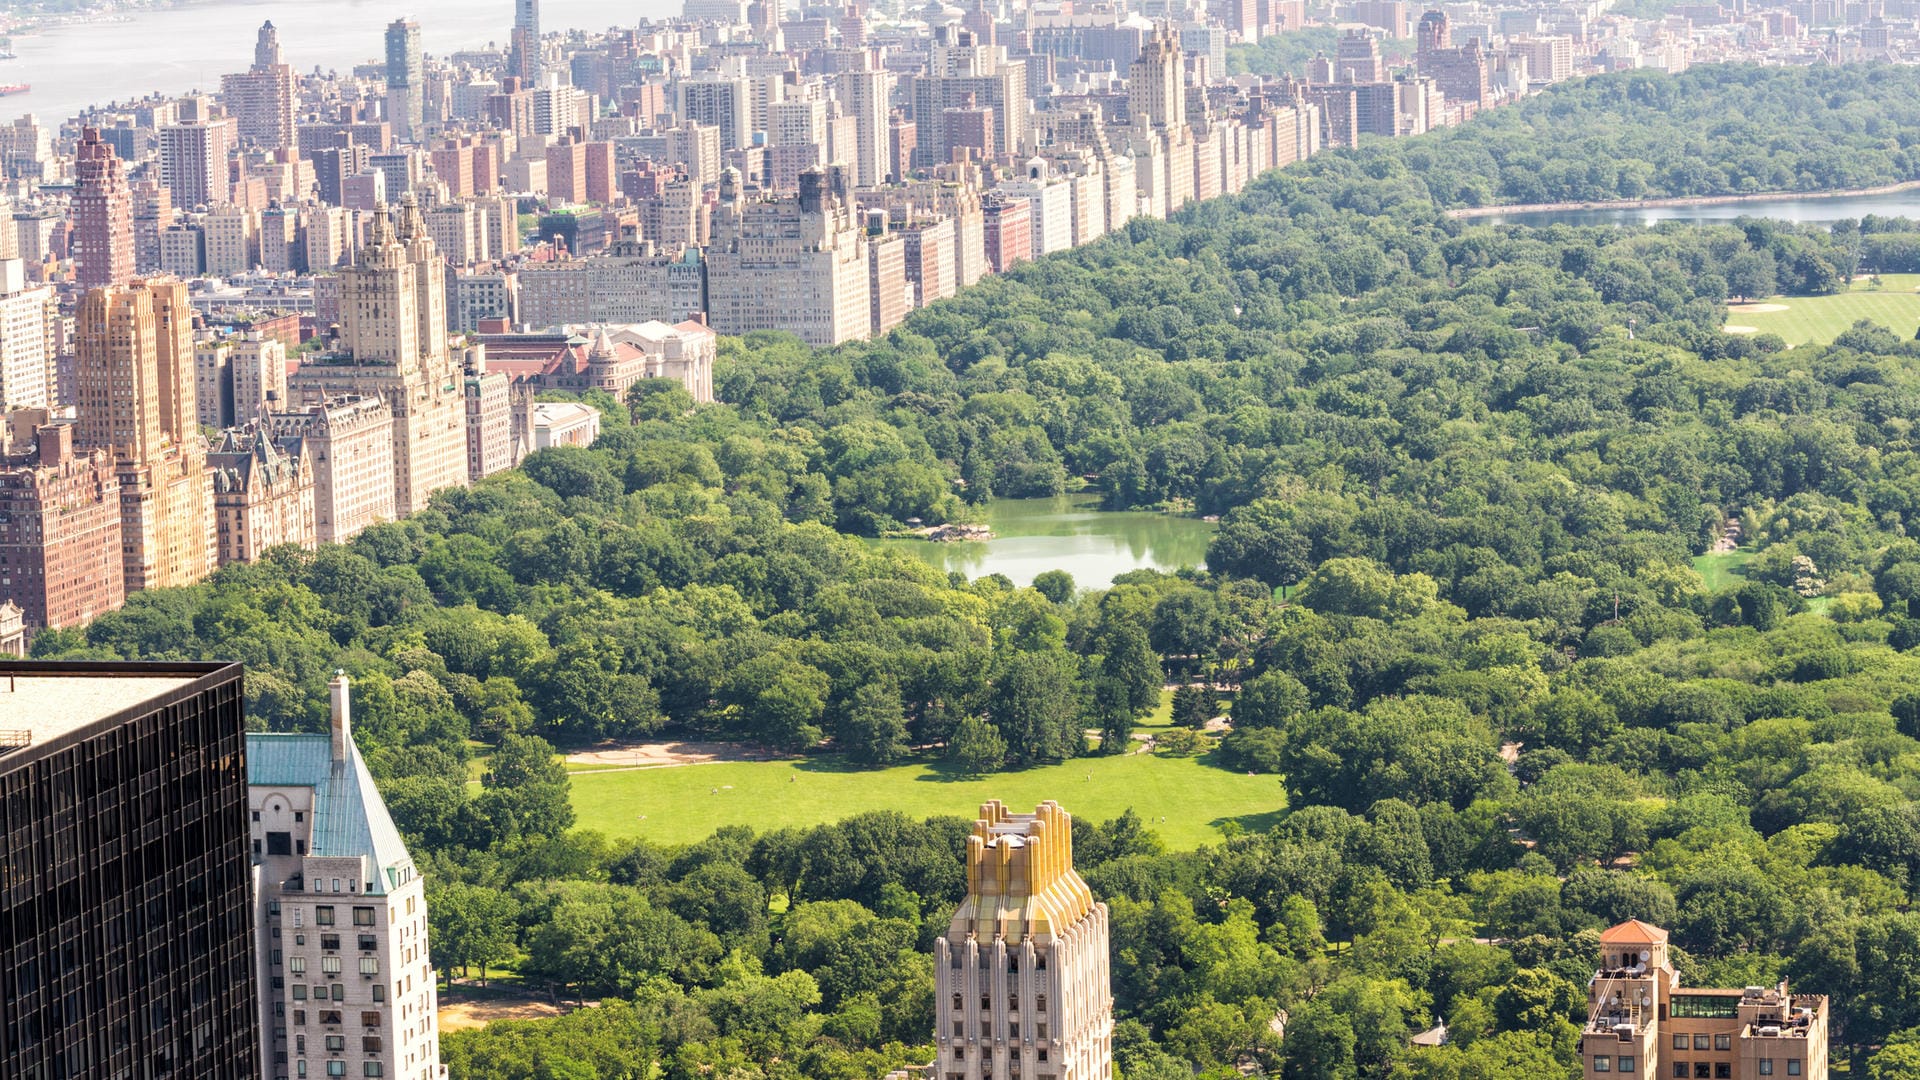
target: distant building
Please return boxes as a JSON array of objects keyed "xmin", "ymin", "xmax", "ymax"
[
  {"xmin": 935, "ymin": 801, "xmax": 1113, "ymax": 1080},
  {"xmin": 0, "ymin": 418, "xmax": 124, "ymax": 633},
  {"xmin": 71, "ymin": 127, "xmax": 136, "ymax": 289},
  {"xmin": 208, "ymin": 422, "xmax": 317, "ymax": 565},
  {"xmin": 269, "ymin": 395, "xmax": 396, "ymax": 545},
  {"xmin": 0, "ymin": 661, "xmax": 258, "ymax": 1080},
  {"xmin": 248, "ymin": 673, "xmax": 443, "ymax": 1080},
  {"xmin": 532, "ymin": 399, "xmax": 602, "ymax": 448},
  {"xmin": 1581, "ymin": 920, "xmax": 1828, "ymax": 1080}
]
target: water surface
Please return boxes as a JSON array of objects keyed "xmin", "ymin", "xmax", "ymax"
[
  {"xmin": 1479, "ymin": 189, "xmax": 1920, "ymax": 228},
  {"xmin": 868, "ymin": 495, "xmax": 1216, "ymax": 588}
]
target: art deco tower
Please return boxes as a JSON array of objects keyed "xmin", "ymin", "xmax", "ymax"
[
  {"xmin": 74, "ymin": 278, "xmax": 215, "ymax": 592},
  {"xmin": 935, "ymin": 801, "xmax": 1113, "ymax": 1080},
  {"xmin": 72, "ymin": 128, "xmax": 134, "ymax": 289}
]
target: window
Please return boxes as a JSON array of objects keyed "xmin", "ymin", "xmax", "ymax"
[
  {"xmin": 294, "ymin": 1011, "xmax": 306, "ymax": 1026},
  {"xmin": 1619, "ymin": 1057, "xmax": 1634, "ymax": 1072},
  {"xmin": 1037, "ymin": 1050, "xmax": 1048, "ymax": 1064},
  {"xmin": 1673, "ymin": 1066, "xmax": 1688, "ymax": 1078},
  {"xmin": 1786, "ymin": 1063, "xmax": 1800, "ymax": 1076},
  {"xmin": 353, "ymin": 906, "xmax": 375, "ymax": 926},
  {"xmin": 1716, "ymin": 1066, "xmax": 1731, "ymax": 1079},
  {"xmin": 358, "ymin": 936, "xmax": 377, "ymax": 951},
  {"xmin": 316, "ymin": 907, "xmax": 335, "ymax": 926},
  {"xmin": 1694, "ymin": 1035, "xmax": 1711, "ymax": 1051},
  {"xmin": 298, "ymin": 1063, "xmax": 307, "ymax": 1078},
  {"xmin": 321, "ymin": 936, "xmax": 340, "ymax": 951},
  {"xmin": 361, "ymin": 1012, "xmax": 382, "ymax": 1027},
  {"xmin": 290, "ymin": 958, "xmax": 307, "ymax": 975},
  {"xmin": 371, "ymin": 986, "xmax": 384, "ymax": 1002},
  {"xmin": 363, "ymin": 1066, "xmax": 382, "ymax": 1078},
  {"xmin": 326, "ymin": 1036, "xmax": 344, "ymax": 1052},
  {"xmin": 1715, "ymin": 1035, "xmax": 1731, "ymax": 1052},
  {"xmin": 1695, "ymin": 1064, "xmax": 1710, "ymax": 1078},
  {"xmin": 268, "ymin": 832, "xmax": 293, "ymax": 856},
  {"xmin": 331, "ymin": 984, "xmax": 344, "ymax": 1001},
  {"xmin": 327, "ymin": 1065, "xmax": 345, "ymax": 1078},
  {"xmin": 297, "ymin": 1036, "xmax": 306, "ymax": 1052},
  {"xmin": 360, "ymin": 957, "xmax": 379, "ymax": 975},
  {"xmin": 1673, "ymin": 1036, "xmax": 1689, "ymax": 1050},
  {"xmin": 1594, "ymin": 1056, "xmax": 1611, "ymax": 1073},
  {"xmin": 322, "ymin": 957, "xmax": 341, "ymax": 975},
  {"xmin": 362, "ymin": 1037, "xmax": 382, "ymax": 1053},
  {"xmin": 253, "ymin": 810, "xmax": 261, "ymax": 821},
  {"xmin": 1036, "ymin": 996, "xmax": 1047, "ymax": 1014},
  {"xmin": 1671, "ymin": 996, "xmax": 1741, "ymax": 1020},
  {"xmin": 318, "ymin": 1011, "xmax": 343, "ymax": 1025},
  {"xmin": 293, "ymin": 986, "xmax": 307, "ymax": 1000},
  {"xmin": 1759, "ymin": 1062, "xmax": 1774, "ymax": 1077}
]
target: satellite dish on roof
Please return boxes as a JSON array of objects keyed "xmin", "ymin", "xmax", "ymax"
[{"xmin": 1640, "ymin": 949, "xmax": 1650, "ymax": 961}]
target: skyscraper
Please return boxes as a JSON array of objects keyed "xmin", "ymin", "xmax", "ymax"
[
  {"xmin": 386, "ymin": 19, "xmax": 425, "ymax": 143},
  {"xmin": 159, "ymin": 118, "xmax": 235, "ymax": 209},
  {"xmin": 0, "ymin": 660, "xmax": 259, "ymax": 1080},
  {"xmin": 287, "ymin": 196, "xmax": 470, "ymax": 516},
  {"xmin": 223, "ymin": 21, "xmax": 297, "ymax": 150},
  {"xmin": 934, "ymin": 801, "xmax": 1113, "ymax": 1080},
  {"xmin": 72, "ymin": 127, "xmax": 135, "ymax": 289},
  {"xmin": 249, "ymin": 674, "xmax": 443, "ymax": 1080},
  {"xmin": 74, "ymin": 278, "xmax": 217, "ymax": 592},
  {"xmin": 510, "ymin": 0, "xmax": 542, "ymax": 82},
  {"xmin": 1129, "ymin": 23, "xmax": 1184, "ymax": 129}
]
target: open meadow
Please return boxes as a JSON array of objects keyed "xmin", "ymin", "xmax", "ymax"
[
  {"xmin": 567, "ymin": 747, "xmax": 1283, "ymax": 850},
  {"xmin": 1726, "ymin": 273, "xmax": 1920, "ymax": 344}
]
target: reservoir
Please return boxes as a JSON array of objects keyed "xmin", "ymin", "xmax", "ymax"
[
  {"xmin": 1479, "ymin": 189, "xmax": 1920, "ymax": 229},
  {"xmin": 868, "ymin": 495, "xmax": 1216, "ymax": 589},
  {"xmin": 2, "ymin": 0, "xmax": 677, "ymax": 127}
]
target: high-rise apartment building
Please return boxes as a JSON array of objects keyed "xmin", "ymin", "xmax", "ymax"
[
  {"xmin": 0, "ymin": 660, "xmax": 258, "ymax": 1079},
  {"xmin": 0, "ymin": 259, "xmax": 55, "ymax": 410},
  {"xmin": 0, "ymin": 420, "xmax": 124, "ymax": 632},
  {"xmin": 248, "ymin": 674, "xmax": 442, "ymax": 1080},
  {"xmin": 160, "ymin": 118, "xmax": 236, "ymax": 210},
  {"xmin": 74, "ymin": 278, "xmax": 217, "ymax": 593},
  {"xmin": 706, "ymin": 168, "xmax": 873, "ymax": 346},
  {"xmin": 223, "ymin": 21, "xmax": 298, "ymax": 150},
  {"xmin": 914, "ymin": 32, "xmax": 1028, "ymax": 168},
  {"xmin": 72, "ymin": 127, "xmax": 136, "ymax": 289},
  {"xmin": 287, "ymin": 196, "xmax": 470, "ymax": 516},
  {"xmin": 1581, "ymin": 920, "xmax": 1828, "ymax": 1080},
  {"xmin": 934, "ymin": 801, "xmax": 1113, "ymax": 1080},
  {"xmin": 387, "ymin": 19, "xmax": 426, "ymax": 142},
  {"xmin": 268, "ymin": 396, "xmax": 397, "ymax": 544},
  {"xmin": 510, "ymin": 0, "xmax": 543, "ymax": 83}
]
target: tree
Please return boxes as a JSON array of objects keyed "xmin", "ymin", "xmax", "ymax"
[
  {"xmin": 1171, "ymin": 684, "xmax": 1217, "ymax": 729},
  {"xmin": 1032, "ymin": 569, "xmax": 1076, "ymax": 605},
  {"xmin": 949, "ymin": 716, "xmax": 1008, "ymax": 774},
  {"xmin": 840, "ymin": 680, "xmax": 911, "ymax": 765},
  {"xmin": 476, "ymin": 733, "xmax": 574, "ymax": 843},
  {"xmin": 432, "ymin": 881, "xmax": 521, "ymax": 985},
  {"xmin": 1233, "ymin": 670, "xmax": 1310, "ymax": 729}
]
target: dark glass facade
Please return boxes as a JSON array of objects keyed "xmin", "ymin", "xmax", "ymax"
[{"xmin": 1, "ymin": 661, "xmax": 259, "ymax": 1079}]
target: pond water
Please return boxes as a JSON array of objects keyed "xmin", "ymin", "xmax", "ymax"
[
  {"xmin": 1477, "ymin": 189, "xmax": 1920, "ymax": 229},
  {"xmin": 867, "ymin": 495, "xmax": 1216, "ymax": 589}
]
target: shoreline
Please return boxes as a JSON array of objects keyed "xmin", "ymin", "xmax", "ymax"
[{"xmin": 1446, "ymin": 179, "xmax": 1920, "ymax": 219}]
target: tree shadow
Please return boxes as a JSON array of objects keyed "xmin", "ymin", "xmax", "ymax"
[{"xmin": 1210, "ymin": 807, "xmax": 1289, "ymax": 835}]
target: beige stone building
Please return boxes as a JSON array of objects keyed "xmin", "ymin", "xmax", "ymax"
[
  {"xmin": 288, "ymin": 195, "xmax": 469, "ymax": 517},
  {"xmin": 74, "ymin": 278, "xmax": 216, "ymax": 593},
  {"xmin": 1582, "ymin": 920, "xmax": 1828, "ymax": 1080},
  {"xmin": 249, "ymin": 675, "xmax": 443, "ymax": 1080},
  {"xmin": 268, "ymin": 396, "xmax": 395, "ymax": 545},
  {"xmin": 935, "ymin": 801, "xmax": 1112, "ymax": 1080},
  {"xmin": 706, "ymin": 168, "xmax": 872, "ymax": 347},
  {"xmin": 208, "ymin": 423, "xmax": 316, "ymax": 565}
]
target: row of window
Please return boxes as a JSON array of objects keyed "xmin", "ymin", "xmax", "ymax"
[
  {"xmin": 1674, "ymin": 1034, "xmax": 1734, "ymax": 1051},
  {"xmin": 287, "ymin": 957, "xmax": 380, "ymax": 975},
  {"xmin": 1591, "ymin": 1055, "xmax": 1633, "ymax": 1072},
  {"xmin": 289, "ymin": 1009, "xmax": 384, "ymax": 1027},
  {"xmin": 293, "ymin": 1061, "xmax": 383, "ymax": 1076}
]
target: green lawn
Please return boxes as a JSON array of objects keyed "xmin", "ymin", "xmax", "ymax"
[
  {"xmin": 569, "ymin": 749, "xmax": 1285, "ymax": 850},
  {"xmin": 1728, "ymin": 274, "xmax": 1920, "ymax": 345},
  {"xmin": 1692, "ymin": 550, "xmax": 1755, "ymax": 591}
]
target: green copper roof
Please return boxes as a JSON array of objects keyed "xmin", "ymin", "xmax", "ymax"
[{"xmin": 247, "ymin": 732, "xmax": 417, "ymax": 896}]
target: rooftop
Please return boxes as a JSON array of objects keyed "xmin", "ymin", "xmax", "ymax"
[{"xmin": 0, "ymin": 670, "xmax": 202, "ymax": 749}]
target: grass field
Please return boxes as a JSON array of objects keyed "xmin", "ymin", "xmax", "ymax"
[
  {"xmin": 1728, "ymin": 274, "xmax": 1920, "ymax": 345},
  {"xmin": 1691, "ymin": 550, "xmax": 1755, "ymax": 591},
  {"xmin": 569, "ymin": 748, "xmax": 1285, "ymax": 850}
]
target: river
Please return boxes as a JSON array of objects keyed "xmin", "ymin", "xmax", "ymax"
[
  {"xmin": 1, "ymin": 0, "xmax": 678, "ymax": 127},
  {"xmin": 1478, "ymin": 189, "xmax": 1920, "ymax": 228},
  {"xmin": 867, "ymin": 495, "xmax": 1216, "ymax": 589}
]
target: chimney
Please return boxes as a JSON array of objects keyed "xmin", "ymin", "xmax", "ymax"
[{"xmin": 329, "ymin": 670, "xmax": 352, "ymax": 763}]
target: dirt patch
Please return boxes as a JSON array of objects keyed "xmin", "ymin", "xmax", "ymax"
[
  {"xmin": 1727, "ymin": 303, "xmax": 1789, "ymax": 313},
  {"xmin": 1723, "ymin": 325, "xmax": 1759, "ymax": 334},
  {"xmin": 438, "ymin": 997, "xmax": 565, "ymax": 1032},
  {"xmin": 565, "ymin": 739, "xmax": 794, "ymax": 769}
]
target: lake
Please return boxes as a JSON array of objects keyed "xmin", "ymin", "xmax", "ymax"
[
  {"xmin": 1478, "ymin": 189, "xmax": 1920, "ymax": 229},
  {"xmin": 867, "ymin": 495, "xmax": 1216, "ymax": 589},
  {"xmin": 2, "ymin": 0, "xmax": 678, "ymax": 126}
]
